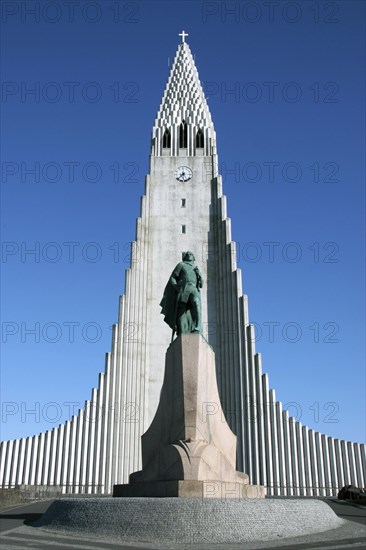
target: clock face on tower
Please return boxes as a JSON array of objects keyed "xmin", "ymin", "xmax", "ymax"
[{"xmin": 174, "ymin": 166, "xmax": 192, "ymax": 182}]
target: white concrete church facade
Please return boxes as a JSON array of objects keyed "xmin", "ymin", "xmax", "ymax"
[{"xmin": 1, "ymin": 37, "xmax": 365, "ymax": 496}]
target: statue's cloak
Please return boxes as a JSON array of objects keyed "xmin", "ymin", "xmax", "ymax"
[
  {"xmin": 160, "ymin": 281, "xmax": 178, "ymax": 331},
  {"xmin": 160, "ymin": 260, "xmax": 203, "ymax": 333}
]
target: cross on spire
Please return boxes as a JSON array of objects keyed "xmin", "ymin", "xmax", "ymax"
[{"xmin": 179, "ymin": 30, "xmax": 189, "ymax": 43}]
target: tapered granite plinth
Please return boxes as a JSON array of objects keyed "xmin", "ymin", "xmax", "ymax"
[{"xmin": 114, "ymin": 334, "xmax": 265, "ymax": 499}]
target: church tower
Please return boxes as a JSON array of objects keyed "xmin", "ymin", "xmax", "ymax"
[
  {"xmin": 121, "ymin": 33, "xmax": 250, "ymax": 480},
  {"xmin": 1, "ymin": 35, "xmax": 365, "ymax": 497}
]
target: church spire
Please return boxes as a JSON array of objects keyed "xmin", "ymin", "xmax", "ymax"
[{"xmin": 151, "ymin": 35, "xmax": 216, "ymax": 157}]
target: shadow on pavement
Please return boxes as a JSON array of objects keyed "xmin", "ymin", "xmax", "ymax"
[
  {"xmin": 0, "ymin": 512, "xmax": 43, "ymax": 525},
  {"xmin": 0, "ymin": 500, "xmax": 55, "ymax": 533},
  {"xmin": 323, "ymin": 498, "xmax": 366, "ymax": 526}
]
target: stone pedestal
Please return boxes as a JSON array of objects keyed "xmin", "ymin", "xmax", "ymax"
[{"xmin": 114, "ymin": 334, "xmax": 265, "ymax": 498}]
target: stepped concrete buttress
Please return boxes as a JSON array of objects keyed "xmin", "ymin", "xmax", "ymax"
[{"xmin": 113, "ymin": 334, "xmax": 265, "ymax": 499}]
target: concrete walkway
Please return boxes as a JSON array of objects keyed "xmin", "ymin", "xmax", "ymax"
[{"xmin": 0, "ymin": 498, "xmax": 365, "ymax": 549}]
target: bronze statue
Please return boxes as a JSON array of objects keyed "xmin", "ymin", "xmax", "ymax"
[{"xmin": 160, "ymin": 251, "xmax": 203, "ymax": 338}]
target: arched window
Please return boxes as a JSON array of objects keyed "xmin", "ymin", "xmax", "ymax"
[
  {"xmin": 179, "ymin": 121, "xmax": 187, "ymax": 148},
  {"xmin": 196, "ymin": 128, "xmax": 204, "ymax": 148},
  {"xmin": 162, "ymin": 129, "xmax": 171, "ymax": 148}
]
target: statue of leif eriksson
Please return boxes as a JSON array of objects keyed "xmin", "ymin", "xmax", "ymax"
[{"xmin": 160, "ymin": 251, "xmax": 203, "ymax": 338}]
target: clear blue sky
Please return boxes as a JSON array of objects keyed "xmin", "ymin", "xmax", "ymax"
[{"xmin": 1, "ymin": 1, "xmax": 365, "ymax": 444}]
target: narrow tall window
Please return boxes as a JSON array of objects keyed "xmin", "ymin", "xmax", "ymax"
[
  {"xmin": 181, "ymin": 198, "xmax": 186, "ymax": 208},
  {"xmin": 182, "ymin": 225, "xmax": 186, "ymax": 234},
  {"xmin": 162, "ymin": 129, "xmax": 171, "ymax": 148},
  {"xmin": 196, "ymin": 128, "xmax": 204, "ymax": 148},
  {"xmin": 179, "ymin": 121, "xmax": 187, "ymax": 148}
]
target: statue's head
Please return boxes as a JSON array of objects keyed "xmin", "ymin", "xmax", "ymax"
[{"xmin": 182, "ymin": 251, "xmax": 195, "ymax": 262}]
